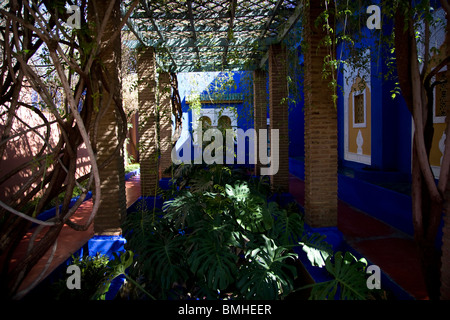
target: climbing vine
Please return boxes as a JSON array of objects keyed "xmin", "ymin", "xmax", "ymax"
[
  {"xmin": 0, "ymin": 0, "xmax": 138, "ymax": 298},
  {"xmin": 317, "ymin": 0, "xmax": 450, "ymax": 300}
]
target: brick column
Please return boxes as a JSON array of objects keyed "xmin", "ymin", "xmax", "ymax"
[
  {"xmin": 269, "ymin": 44, "xmax": 289, "ymax": 192},
  {"xmin": 158, "ymin": 72, "xmax": 172, "ymax": 179},
  {"xmin": 253, "ymin": 69, "xmax": 267, "ymax": 175},
  {"xmin": 138, "ymin": 47, "xmax": 158, "ymax": 197},
  {"xmin": 91, "ymin": 0, "xmax": 126, "ymax": 235},
  {"xmin": 303, "ymin": 1, "xmax": 338, "ymax": 228}
]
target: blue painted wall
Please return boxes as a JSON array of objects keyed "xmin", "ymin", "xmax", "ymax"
[
  {"xmin": 292, "ymin": 10, "xmax": 417, "ymax": 239},
  {"xmin": 288, "ymin": 57, "xmax": 305, "ymax": 159},
  {"xmin": 336, "ymin": 20, "xmax": 412, "ymax": 180},
  {"xmin": 176, "ymin": 71, "xmax": 255, "ymax": 165}
]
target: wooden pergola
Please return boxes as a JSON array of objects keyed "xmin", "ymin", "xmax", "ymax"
[
  {"xmin": 117, "ymin": 0, "xmax": 338, "ymax": 230},
  {"xmin": 122, "ymin": 0, "xmax": 302, "ymax": 72}
]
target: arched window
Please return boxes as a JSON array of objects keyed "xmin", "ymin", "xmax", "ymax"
[
  {"xmin": 199, "ymin": 116, "xmax": 212, "ymax": 130},
  {"xmin": 218, "ymin": 115, "xmax": 231, "ymax": 131}
]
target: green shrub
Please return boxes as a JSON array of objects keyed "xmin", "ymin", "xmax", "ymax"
[
  {"xmin": 51, "ymin": 253, "xmax": 110, "ymax": 300},
  {"xmin": 125, "ymin": 163, "xmax": 140, "ymax": 174},
  {"xmin": 122, "ymin": 164, "xmax": 375, "ymax": 300}
]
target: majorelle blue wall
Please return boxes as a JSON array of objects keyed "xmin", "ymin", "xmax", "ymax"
[
  {"xmin": 336, "ymin": 14, "xmax": 412, "ymax": 181},
  {"xmin": 294, "ymin": 0, "xmax": 444, "ymax": 186},
  {"xmin": 287, "ymin": 37, "xmax": 413, "ymax": 181},
  {"xmin": 288, "ymin": 49, "xmax": 305, "ymax": 160},
  {"xmin": 175, "ymin": 67, "xmax": 306, "ymax": 167},
  {"xmin": 288, "ymin": 11, "xmax": 420, "ymax": 236},
  {"xmin": 332, "ymin": 1, "xmax": 446, "ymax": 239},
  {"xmin": 337, "ymin": 18, "xmax": 415, "ymax": 235},
  {"xmin": 175, "ymin": 71, "xmax": 255, "ymax": 166}
]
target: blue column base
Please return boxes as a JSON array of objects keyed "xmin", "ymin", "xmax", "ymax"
[
  {"xmin": 87, "ymin": 235, "xmax": 127, "ymax": 300},
  {"xmin": 87, "ymin": 235, "xmax": 127, "ymax": 259},
  {"xmin": 159, "ymin": 177, "xmax": 173, "ymax": 190},
  {"xmin": 303, "ymin": 225, "xmax": 345, "ymax": 252},
  {"xmin": 295, "ymin": 225, "xmax": 345, "ymax": 285}
]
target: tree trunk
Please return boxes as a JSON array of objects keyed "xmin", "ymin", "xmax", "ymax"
[
  {"xmin": 395, "ymin": 2, "xmax": 445, "ymax": 299},
  {"xmin": 441, "ymin": 172, "xmax": 450, "ymax": 299},
  {"xmin": 439, "ymin": 1, "xmax": 450, "ymax": 299},
  {"xmin": 412, "ymin": 140, "xmax": 442, "ymax": 300}
]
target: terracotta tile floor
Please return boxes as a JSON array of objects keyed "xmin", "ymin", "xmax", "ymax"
[
  {"xmin": 12, "ymin": 174, "xmax": 141, "ymax": 296},
  {"xmin": 290, "ymin": 175, "xmax": 428, "ymax": 300}
]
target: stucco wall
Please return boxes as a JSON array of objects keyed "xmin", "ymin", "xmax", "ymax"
[{"xmin": 0, "ymin": 100, "xmax": 91, "ymax": 201}]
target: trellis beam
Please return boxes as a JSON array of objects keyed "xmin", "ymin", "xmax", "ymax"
[
  {"xmin": 186, "ymin": 0, "xmax": 202, "ymax": 69},
  {"xmin": 259, "ymin": 1, "xmax": 302, "ymax": 69},
  {"xmin": 222, "ymin": 0, "xmax": 237, "ymax": 67},
  {"xmin": 127, "ymin": 0, "xmax": 300, "ymax": 73},
  {"xmin": 140, "ymin": 0, "xmax": 178, "ymax": 71},
  {"xmin": 259, "ymin": 0, "xmax": 284, "ymax": 39}
]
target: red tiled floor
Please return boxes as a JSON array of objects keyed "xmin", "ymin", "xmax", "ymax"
[
  {"xmin": 13, "ymin": 175, "xmax": 142, "ymax": 296},
  {"xmin": 125, "ymin": 174, "xmax": 142, "ymax": 205},
  {"xmin": 338, "ymin": 201, "xmax": 397, "ymax": 239},
  {"xmin": 289, "ymin": 174, "xmax": 429, "ymax": 300},
  {"xmin": 353, "ymin": 238, "xmax": 428, "ymax": 300},
  {"xmin": 13, "ymin": 201, "xmax": 94, "ymax": 296}
]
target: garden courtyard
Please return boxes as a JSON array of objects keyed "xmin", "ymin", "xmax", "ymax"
[{"xmin": 1, "ymin": 0, "xmax": 450, "ymax": 305}]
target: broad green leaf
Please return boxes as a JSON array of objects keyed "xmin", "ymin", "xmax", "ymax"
[
  {"xmin": 309, "ymin": 251, "xmax": 369, "ymax": 300},
  {"xmin": 298, "ymin": 233, "xmax": 332, "ymax": 268}
]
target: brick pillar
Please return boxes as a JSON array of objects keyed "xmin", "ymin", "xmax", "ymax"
[
  {"xmin": 138, "ymin": 47, "xmax": 158, "ymax": 197},
  {"xmin": 91, "ymin": 0, "xmax": 126, "ymax": 235},
  {"xmin": 269, "ymin": 44, "xmax": 289, "ymax": 192},
  {"xmin": 303, "ymin": 1, "xmax": 338, "ymax": 228},
  {"xmin": 253, "ymin": 69, "xmax": 267, "ymax": 175},
  {"xmin": 158, "ymin": 72, "xmax": 172, "ymax": 179}
]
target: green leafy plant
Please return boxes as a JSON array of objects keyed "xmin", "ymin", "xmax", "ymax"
[
  {"xmin": 269, "ymin": 203, "xmax": 305, "ymax": 246},
  {"xmin": 237, "ymin": 236, "xmax": 297, "ymax": 300},
  {"xmin": 51, "ymin": 250, "xmax": 145, "ymax": 301},
  {"xmin": 122, "ymin": 164, "xmax": 373, "ymax": 300},
  {"xmin": 122, "ymin": 165, "xmax": 302, "ymax": 300},
  {"xmin": 188, "ymin": 227, "xmax": 239, "ymax": 292},
  {"xmin": 225, "ymin": 182, "xmax": 274, "ymax": 233},
  {"xmin": 298, "ymin": 233, "xmax": 333, "ymax": 268},
  {"xmin": 92, "ymin": 250, "xmax": 138, "ymax": 300},
  {"xmin": 142, "ymin": 222, "xmax": 189, "ymax": 291},
  {"xmin": 308, "ymin": 251, "xmax": 369, "ymax": 300},
  {"xmin": 51, "ymin": 253, "xmax": 110, "ymax": 300},
  {"xmin": 125, "ymin": 163, "xmax": 140, "ymax": 174}
]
